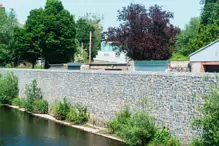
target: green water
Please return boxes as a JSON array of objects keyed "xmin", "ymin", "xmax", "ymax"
[{"xmin": 0, "ymin": 106, "xmax": 126, "ymax": 146}]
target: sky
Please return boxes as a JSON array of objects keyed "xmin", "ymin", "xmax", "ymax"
[{"xmin": 1, "ymin": 0, "xmax": 202, "ymax": 31}]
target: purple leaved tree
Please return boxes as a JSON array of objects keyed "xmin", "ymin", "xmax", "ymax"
[{"xmin": 104, "ymin": 4, "xmax": 180, "ymax": 60}]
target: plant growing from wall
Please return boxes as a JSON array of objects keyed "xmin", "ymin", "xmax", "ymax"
[
  {"xmin": 108, "ymin": 106, "xmax": 181, "ymax": 146},
  {"xmin": 0, "ymin": 72, "xmax": 18, "ymax": 104},
  {"xmin": 192, "ymin": 85, "xmax": 219, "ymax": 145},
  {"xmin": 25, "ymin": 80, "xmax": 43, "ymax": 103}
]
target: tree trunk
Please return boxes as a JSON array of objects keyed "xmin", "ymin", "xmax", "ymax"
[{"xmin": 32, "ymin": 62, "xmax": 35, "ymax": 69}]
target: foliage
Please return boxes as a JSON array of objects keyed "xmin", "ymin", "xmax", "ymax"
[
  {"xmin": 74, "ymin": 103, "xmax": 90, "ymax": 125},
  {"xmin": 18, "ymin": 98, "xmax": 29, "ymax": 108},
  {"xmin": 14, "ymin": 9, "xmax": 44, "ymax": 69},
  {"xmin": 53, "ymin": 98, "xmax": 71, "ymax": 120},
  {"xmin": 67, "ymin": 107, "xmax": 78, "ymax": 122},
  {"xmin": 170, "ymin": 53, "xmax": 189, "ymax": 61},
  {"xmin": 148, "ymin": 127, "xmax": 181, "ymax": 146},
  {"xmin": 42, "ymin": 0, "xmax": 77, "ymax": 64},
  {"xmin": 108, "ymin": 108, "xmax": 181, "ymax": 146},
  {"xmin": 0, "ymin": 72, "xmax": 19, "ymax": 104},
  {"xmin": 189, "ymin": 24, "xmax": 219, "ymax": 53},
  {"xmin": 74, "ymin": 47, "xmax": 89, "ymax": 63},
  {"xmin": 192, "ymin": 87, "xmax": 219, "ymax": 145},
  {"xmin": 104, "ymin": 3, "xmax": 179, "ymax": 60},
  {"xmin": 201, "ymin": 0, "xmax": 219, "ymax": 26},
  {"xmin": 14, "ymin": 0, "xmax": 77, "ymax": 68},
  {"xmin": 51, "ymin": 98, "xmax": 89, "ymax": 124},
  {"xmin": 176, "ymin": 17, "xmax": 200, "ymax": 56},
  {"xmin": 108, "ymin": 108, "xmax": 131, "ymax": 134},
  {"xmin": 12, "ymin": 98, "xmax": 21, "ymax": 106},
  {"xmin": 25, "ymin": 80, "xmax": 43, "ymax": 104},
  {"xmin": 76, "ymin": 13, "xmax": 103, "ymax": 60},
  {"xmin": 0, "ymin": 8, "xmax": 20, "ymax": 67},
  {"xmin": 33, "ymin": 100, "xmax": 48, "ymax": 114}
]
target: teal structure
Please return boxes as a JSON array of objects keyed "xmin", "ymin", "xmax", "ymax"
[{"xmin": 134, "ymin": 61, "xmax": 169, "ymax": 72}]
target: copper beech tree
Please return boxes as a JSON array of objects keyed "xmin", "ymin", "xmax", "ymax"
[{"xmin": 104, "ymin": 4, "xmax": 180, "ymax": 60}]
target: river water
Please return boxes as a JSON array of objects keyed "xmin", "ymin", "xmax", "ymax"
[{"xmin": 0, "ymin": 106, "xmax": 126, "ymax": 146}]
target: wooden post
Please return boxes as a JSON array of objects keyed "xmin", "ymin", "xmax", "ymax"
[{"xmin": 89, "ymin": 31, "xmax": 92, "ymax": 64}]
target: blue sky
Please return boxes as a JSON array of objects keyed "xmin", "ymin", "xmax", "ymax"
[{"xmin": 1, "ymin": 0, "xmax": 202, "ymax": 30}]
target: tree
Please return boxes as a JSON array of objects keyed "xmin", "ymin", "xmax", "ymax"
[
  {"xmin": 0, "ymin": 8, "xmax": 19, "ymax": 66},
  {"xmin": 176, "ymin": 17, "xmax": 200, "ymax": 56},
  {"xmin": 76, "ymin": 13, "xmax": 103, "ymax": 60},
  {"xmin": 42, "ymin": 0, "xmax": 77, "ymax": 65},
  {"xmin": 104, "ymin": 3, "xmax": 179, "ymax": 61},
  {"xmin": 189, "ymin": 24, "xmax": 219, "ymax": 53},
  {"xmin": 201, "ymin": 0, "xmax": 219, "ymax": 25}
]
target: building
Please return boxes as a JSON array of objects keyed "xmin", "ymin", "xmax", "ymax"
[
  {"xmin": 0, "ymin": 4, "xmax": 5, "ymax": 9},
  {"xmin": 190, "ymin": 39, "xmax": 219, "ymax": 73},
  {"xmin": 94, "ymin": 41, "xmax": 127, "ymax": 63}
]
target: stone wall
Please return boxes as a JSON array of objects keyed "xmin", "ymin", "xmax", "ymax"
[
  {"xmin": 170, "ymin": 61, "xmax": 190, "ymax": 72},
  {"xmin": 0, "ymin": 69, "xmax": 217, "ymax": 144}
]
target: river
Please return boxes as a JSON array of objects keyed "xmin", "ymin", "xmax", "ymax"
[{"xmin": 0, "ymin": 106, "xmax": 126, "ymax": 146}]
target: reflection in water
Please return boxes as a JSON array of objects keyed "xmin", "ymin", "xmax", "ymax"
[{"xmin": 0, "ymin": 106, "xmax": 126, "ymax": 146}]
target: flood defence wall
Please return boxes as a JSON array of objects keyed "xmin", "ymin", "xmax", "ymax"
[{"xmin": 0, "ymin": 69, "xmax": 217, "ymax": 143}]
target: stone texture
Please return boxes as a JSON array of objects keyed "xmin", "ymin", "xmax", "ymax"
[{"xmin": 0, "ymin": 68, "xmax": 217, "ymax": 144}]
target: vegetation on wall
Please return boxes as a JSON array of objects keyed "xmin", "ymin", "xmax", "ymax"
[
  {"xmin": 0, "ymin": 72, "xmax": 18, "ymax": 104},
  {"xmin": 51, "ymin": 98, "xmax": 89, "ymax": 125},
  {"xmin": 192, "ymin": 84, "xmax": 219, "ymax": 146},
  {"xmin": 108, "ymin": 108, "xmax": 180, "ymax": 146}
]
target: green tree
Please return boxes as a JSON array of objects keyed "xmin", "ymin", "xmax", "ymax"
[
  {"xmin": 189, "ymin": 24, "xmax": 219, "ymax": 53},
  {"xmin": 201, "ymin": 0, "xmax": 219, "ymax": 25},
  {"xmin": 176, "ymin": 17, "xmax": 200, "ymax": 56},
  {"xmin": 76, "ymin": 13, "xmax": 103, "ymax": 60},
  {"xmin": 14, "ymin": 9, "xmax": 45, "ymax": 68},
  {"xmin": 0, "ymin": 8, "xmax": 19, "ymax": 66},
  {"xmin": 42, "ymin": 0, "xmax": 77, "ymax": 65}
]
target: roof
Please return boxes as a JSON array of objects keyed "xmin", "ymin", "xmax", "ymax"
[{"xmin": 189, "ymin": 39, "xmax": 219, "ymax": 57}]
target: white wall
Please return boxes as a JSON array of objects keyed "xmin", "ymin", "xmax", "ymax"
[{"xmin": 190, "ymin": 42, "xmax": 219, "ymax": 62}]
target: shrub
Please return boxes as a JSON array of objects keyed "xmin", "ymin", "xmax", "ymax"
[
  {"xmin": 170, "ymin": 53, "xmax": 189, "ymax": 61},
  {"xmin": 108, "ymin": 108, "xmax": 131, "ymax": 133},
  {"xmin": 120, "ymin": 113, "xmax": 157, "ymax": 146},
  {"xmin": 5, "ymin": 64, "xmax": 13, "ymax": 68},
  {"xmin": 52, "ymin": 99, "xmax": 89, "ymax": 124},
  {"xmin": 53, "ymin": 98, "xmax": 71, "ymax": 120},
  {"xmin": 108, "ymin": 109, "xmax": 157, "ymax": 146},
  {"xmin": 12, "ymin": 98, "xmax": 21, "ymax": 106},
  {"xmin": 148, "ymin": 127, "xmax": 181, "ymax": 146},
  {"xmin": 33, "ymin": 100, "xmax": 48, "ymax": 114},
  {"xmin": 192, "ymin": 87, "xmax": 219, "ymax": 145},
  {"xmin": 25, "ymin": 80, "xmax": 42, "ymax": 104},
  {"xmin": 19, "ymin": 98, "xmax": 28, "ymax": 108},
  {"xmin": 74, "ymin": 104, "xmax": 90, "ymax": 125},
  {"xmin": 0, "ymin": 72, "xmax": 18, "ymax": 104},
  {"xmin": 67, "ymin": 107, "xmax": 78, "ymax": 122}
]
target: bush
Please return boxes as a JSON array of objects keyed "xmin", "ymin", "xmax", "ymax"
[
  {"xmin": 108, "ymin": 109, "xmax": 157, "ymax": 146},
  {"xmin": 108, "ymin": 108, "xmax": 131, "ymax": 133},
  {"xmin": 33, "ymin": 100, "xmax": 48, "ymax": 114},
  {"xmin": 67, "ymin": 107, "xmax": 78, "ymax": 122},
  {"xmin": 53, "ymin": 98, "xmax": 71, "ymax": 120},
  {"xmin": 74, "ymin": 104, "xmax": 89, "ymax": 125},
  {"xmin": 12, "ymin": 98, "xmax": 21, "ymax": 106},
  {"xmin": 25, "ymin": 80, "xmax": 43, "ymax": 104},
  {"xmin": 192, "ymin": 87, "xmax": 219, "ymax": 145},
  {"xmin": 0, "ymin": 72, "xmax": 19, "ymax": 104},
  {"xmin": 108, "ymin": 109, "xmax": 181, "ymax": 146},
  {"xmin": 148, "ymin": 127, "xmax": 181, "ymax": 146},
  {"xmin": 19, "ymin": 98, "xmax": 28, "ymax": 108},
  {"xmin": 170, "ymin": 53, "xmax": 189, "ymax": 61},
  {"xmin": 52, "ymin": 99, "xmax": 89, "ymax": 124}
]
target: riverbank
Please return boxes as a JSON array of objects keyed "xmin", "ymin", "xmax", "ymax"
[{"xmin": 4, "ymin": 104, "xmax": 124, "ymax": 144}]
